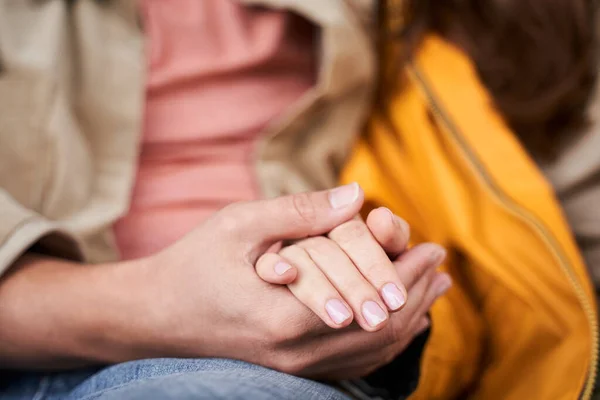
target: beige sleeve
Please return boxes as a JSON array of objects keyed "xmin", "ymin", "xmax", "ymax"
[{"xmin": 0, "ymin": 190, "xmax": 83, "ymax": 276}]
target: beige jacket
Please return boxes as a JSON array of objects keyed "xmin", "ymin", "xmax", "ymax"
[
  {"xmin": 0, "ymin": 0, "xmax": 375, "ymax": 274},
  {"xmin": 1, "ymin": 0, "xmax": 599, "ymax": 307}
]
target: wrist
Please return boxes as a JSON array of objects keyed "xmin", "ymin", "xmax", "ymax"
[
  {"xmin": 0, "ymin": 254, "xmax": 165, "ymax": 368},
  {"xmin": 71, "ymin": 257, "xmax": 166, "ymax": 363}
]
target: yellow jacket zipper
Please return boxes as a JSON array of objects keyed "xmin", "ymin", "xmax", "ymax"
[{"xmin": 408, "ymin": 65, "xmax": 598, "ymax": 399}]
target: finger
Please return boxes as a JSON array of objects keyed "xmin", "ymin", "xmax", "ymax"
[
  {"xmin": 367, "ymin": 263, "xmax": 435, "ymax": 345},
  {"xmin": 314, "ymin": 339, "xmax": 402, "ymax": 376},
  {"xmin": 385, "ymin": 315, "xmax": 431, "ymax": 361},
  {"xmin": 218, "ymin": 183, "xmax": 364, "ymax": 260},
  {"xmin": 279, "ymin": 245, "xmax": 354, "ymax": 329},
  {"xmin": 392, "ymin": 270, "xmax": 450, "ymax": 346},
  {"xmin": 393, "ymin": 243, "xmax": 446, "ymax": 291},
  {"xmin": 255, "ymin": 253, "xmax": 298, "ymax": 285},
  {"xmin": 391, "ymin": 266, "xmax": 437, "ymax": 322},
  {"xmin": 337, "ymin": 262, "xmax": 437, "ymax": 335},
  {"xmin": 327, "ymin": 219, "xmax": 408, "ymax": 312},
  {"xmin": 366, "ymin": 207, "xmax": 410, "ymax": 259},
  {"xmin": 333, "ymin": 256, "xmax": 446, "ymax": 335},
  {"xmin": 413, "ymin": 316, "xmax": 431, "ymax": 337},
  {"xmin": 304, "ymin": 271, "xmax": 448, "ymax": 378},
  {"xmin": 265, "ymin": 241, "xmax": 284, "ymax": 254},
  {"xmin": 305, "ymin": 314, "xmax": 413, "ymax": 374},
  {"xmin": 295, "ymin": 237, "xmax": 390, "ymax": 331},
  {"xmin": 301, "ymin": 331, "xmax": 393, "ymax": 379},
  {"xmin": 408, "ymin": 271, "xmax": 452, "ymax": 327},
  {"xmin": 291, "ymin": 252, "xmax": 447, "ymax": 375}
]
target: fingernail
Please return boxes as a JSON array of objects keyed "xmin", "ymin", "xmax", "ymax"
[
  {"xmin": 362, "ymin": 301, "xmax": 388, "ymax": 327},
  {"xmin": 382, "ymin": 207, "xmax": 410, "ymax": 236},
  {"xmin": 429, "ymin": 246, "xmax": 447, "ymax": 265},
  {"xmin": 396, "ymin": 217, "xmax": 410, "ymax": 237},
  {"xmin": 329, "ymin": 183, "xmax": 360, "ymax": 209},
  {"xmin": 436, "ymin": 274, "xmax": 453, "ymax": 296},
  {"xmin": 381, "ymin": 283, "xmax": 406, "ymax": 310},
  {"xmin": 381, "ymin": 207, "xmax": 395, "ymax": 221},
  {"xmin": 274, "ymin": 261, "xmax": 292, "ymax": 275},
  {"xmin": 325, "ymin": 299, "xmax": 352, "ymax": 324}
]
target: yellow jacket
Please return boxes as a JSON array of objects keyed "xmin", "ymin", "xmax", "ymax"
[{"xmin": 342, "ymin": 36, "xmax": 598, "ymax": 399}]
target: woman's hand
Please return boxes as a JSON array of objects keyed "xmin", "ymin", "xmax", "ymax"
[{"xmin": 256, "ymin": 207, "xmax": 449, "ymax": 331}]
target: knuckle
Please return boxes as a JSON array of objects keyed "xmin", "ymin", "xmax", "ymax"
[
  {"xmin": 396, "ymin": 244, "xmax": 436, "ymax": 286},
  {"xmin": 402, "ymin": 258, "xmax": 429, "ymax": 289},
  {"xmin": 264, "ymin": 322, "xmax": 288, "ymax": 346},
  {"xmin": 261, "ymin": 313, "xmax": 285, "ymax": 345},
  {"xmin": 216, "ymin": 204, "xmax": 249, "ymax": 235},
  {"xmin": 263, "ymin": 313, "xmax": 307, "ymax": 347},
  {"xmin": 279, "ymin": 244, "xmax": 310, "ymax": 263},
  {"xmin": 279, "ymin": 322, "xmax": 305, "ymax": 343},
  {"xmin": 380, "ymin": 325, "xmax": 398, "ymax": 345},
  {"xmin": 330, "ymin": 219, "xmax": 369, "ymax": 244},
  {"xmin": 290, "ymin": 192, "xmax": 317, "ymax": 227},
  {"xmin": 377, "ymin": 348, "xmax": 398, "ymax": 367},
  {"xmin": 345, "ymin": 281, "xmax": 376, "ymax": 304},
  {"xmin": 301, "ymin": 236, "xmax": 338, "ymax": 258},
  {"xmin": 384, "ymin": 317, "xmax": 407, "ymax": 344},
  {"xmin": 274, "ymin": 352, "xmax": 311, "ymax": 375},
  {"xmin": 361, "ymin": 260, "xmax": 388, "ymax": 277},
  {"xmin": 216, "ymin": 213, "xmax": 241, "ymax": 235}
]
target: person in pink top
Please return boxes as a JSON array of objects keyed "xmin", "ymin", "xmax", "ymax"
[
  {"xmin": 0, "ymin": 1, "xmax": 450, "ymax": 399},
  {"xmin": 115, "ymin": 0, "xmax": 317, "ymax": 259}
]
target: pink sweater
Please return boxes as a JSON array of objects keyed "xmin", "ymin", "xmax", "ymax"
[{"xmin": 114, "ymin": 0, "xmax": 316, "ymax": 260}]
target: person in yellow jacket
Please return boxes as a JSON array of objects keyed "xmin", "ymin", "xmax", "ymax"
[{"xmin": 342, "ymin": 1, "xmax": 600, "ymax": 398}]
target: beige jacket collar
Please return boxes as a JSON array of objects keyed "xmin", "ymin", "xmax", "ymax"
[{"xmin": 0, "ymin": 0, "xmax": 375, "ymax": 269}]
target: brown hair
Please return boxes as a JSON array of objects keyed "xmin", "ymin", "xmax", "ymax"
[{"xmin": 383, "ymin": 0, "xmax": 599, "ymax": 159}]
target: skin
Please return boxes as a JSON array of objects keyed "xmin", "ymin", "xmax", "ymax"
[
  {"xmin": 0, "ymin": 184, "xmax": 449, "ymax": 379},
  {"xmin": 257, "ymin": 207, "xmax": 449, "ymax": 331}
]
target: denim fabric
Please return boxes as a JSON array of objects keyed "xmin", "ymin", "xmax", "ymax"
[{"xmin": 0, "ymin": 358, "xmax": 351, "ymax": 400}]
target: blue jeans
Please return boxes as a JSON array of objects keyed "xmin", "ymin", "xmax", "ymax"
[{"xmin": 0, "ymin": 358, "xmax": 351, "ymax": 400}]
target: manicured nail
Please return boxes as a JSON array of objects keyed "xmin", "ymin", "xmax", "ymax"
[
  {"xmin": 381, "ymin": 207, "xmax": 410, "ymax": 237},
  {"xmin": 429, "ymin": 246, "xmax": 447, "ymax": 265},
  {"xmin": 381, "ymin": 283, "xmax": 406, "ymax": 310},
  {"xmin": 362, "ymin": 301, "xmax": 388, "ymax": 327},
  {"xmin": 381, "ymin": 207, "xmax": 395, "ymax": 221},
  {"xmin": 396, "ymin": 217, "xmax": 410, "ymax": 237},
  {"xmin": 329, "ymin": 183, "xmax": 360, "ymax": 209},
  {"xmin": 325, "ymin": 299, "xmax": 352, "ymax": 324},
  {"xmin": 436, "ymin": 274, "xmax": 453, "ymax": 296},
  {"xmin": 274, "ymin": 261, "xmax": 292, "ymax": 276}
]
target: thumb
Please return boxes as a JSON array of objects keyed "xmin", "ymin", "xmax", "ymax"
[
  {"xmin": 220, "ymin": 183, "xmax": 364, "ymax": 260},
  {"xmin": 366, "ymin": 207, "xmax": 410, "ymax": 259}
]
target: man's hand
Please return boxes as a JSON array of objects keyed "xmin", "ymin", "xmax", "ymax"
[
  {"xmin": 137, "ymin": 185, "xmax": 448, "ymax": 379},
  {"xmin": 0, "ymin": 183, "xmax": 448, "ymax": 380},
  {"xmin": 0, "ymin": 183, "xmax": 363, "ymax": 368}
]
